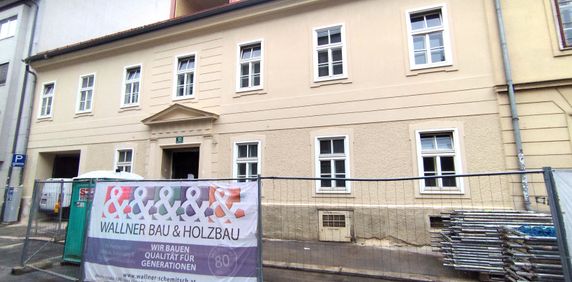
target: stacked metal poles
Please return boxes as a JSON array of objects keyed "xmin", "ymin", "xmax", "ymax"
[
  {"xmin": 432, "ymin": 210, "xmax": 554, "ymax": 281},
  {"xmin": 500, "ymin": 226, "xmax": 564, "ymax": 281}
]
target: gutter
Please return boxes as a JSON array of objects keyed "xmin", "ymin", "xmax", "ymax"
[
  {"xmin": 26, "ymin": 0, "xmax": 276, "ymax": 63},
  {"xmin": 494, "ymin": 0, "xmax": 531, "ymax": 211}
]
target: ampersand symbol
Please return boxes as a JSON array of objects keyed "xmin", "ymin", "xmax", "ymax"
[
  {"xmin": 153, "ymin": 186, "xmax": 181, "ymax": 221},
  {"xmin": 181, "ymin": 187, "xmax": 208, "ymax": 223},
  {"xmin": 209, "ymin": 188, "xmax": 237, "ymax": 224},
  {"xmin": 172, "ymin": 225, "xmax": 180, "ymax": 237},
  {"xmin": 128, "ymin": 186, "xmax": 154, "ymax": 220},
  {"xmin": 102, "ymin": 187, "xmax": 129, "ymax": 219}
]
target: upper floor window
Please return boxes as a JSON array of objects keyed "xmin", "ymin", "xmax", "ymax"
[
  {"xmin": 77, "ymin": 74, "xmax": 95, "ymax": 113},
  {"xmin": 237, "ymin": 42, "xmax": 262, "ymax": 91},
  {"xmin": 175, "ymin": 55, "xmax": 195, "ymax": 99},
  {"xmin": 416, "ymin": 130, "xmax": 462, "ymax": 193},
  {"xmin": 116, "ymin": 149, "xmax": 133, "ymax": 173},
  {"xmin": 313, "ymin": 25, "xmax": 347, "ymax": 81},
  {"xmin": 406, "ymin": 5, "xmax": 452, "ymax": 69},
  {"xmin": 0, "ymin": 63, "xmax": 8, "ymax": 86},
  {"xmin": 0, "ymin": 16, "xmax": 17, "ymax": 40},
  {"xmin": 123, "ymin": 66, "xmax": 141, "ymax": 107},
  {"xmin": 234, "ymin": 142, "xmax": 260, "ymax": 182},
  {"xmin": 39, "ymin": 83, "xmax": 55, "ymax": 118},
  {"xmin": 315, "ymin": 136, "xmax": 350, "ymax": 193},
  {"xmin": 555, "ymin": 0, "xmax": 572, "ymax": 48}
]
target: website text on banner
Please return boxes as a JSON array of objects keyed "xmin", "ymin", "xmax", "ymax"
[{"xmin": 83, "ymin": 181, "xmax": 259, "ymax": 282}]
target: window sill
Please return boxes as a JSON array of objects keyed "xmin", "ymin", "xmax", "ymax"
[
  {"xmin": 173, "ymin": 95, "xmax": 198, "ymax": 102},
  {"xmin": 406, "ymin": 64, "xmax": 457, "ymax": 77},
  {"xmin": 234, "ymin": 90, "xmax": 267, "ymax": 98},
  {"xmin": 36, "ymin": 117, "xmax": 53, "ymax": 123},
  {"xmin": 118, "ymin": 105, "xmax": 141, "ymax": 112},
  {"xmin": 74, "ymin": 112, "xmax": 93, "ymax": 118},
  {"xmin": 311, "ymin": 77, "xmax": 352, "ymax": 88},
  {"xmin": 420, "ymin": 189, "xmax": 463, "ymax": 195},
  {"xmin": 554, "ymin": 47, "xmax": 572, "ymax": 57},
  {"xmin": 313, "ymin": 192, "xmax": 354, "ymax": 199}
]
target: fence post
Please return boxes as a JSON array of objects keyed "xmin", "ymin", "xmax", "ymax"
[
  {"xmin": 257, "ymin": 175, "xmax": 263, "ymax": 282},
  {"xmin": 56, "ymin": 179, "xmax": 64, "ymax": 241},
  {"xmin": 20, "ymin": 180, "xmax": 39, "ymax": 266},
  {"xmin": 543, "ymin": 167, "xmax": 572, "ymax": 282},
  {"xmin": 79, "ymin": 178, "xmax": 96, "ymax": 282}
]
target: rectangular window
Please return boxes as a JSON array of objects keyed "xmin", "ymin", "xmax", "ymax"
[
  {"xmin": 0, "ymin": 16, "xmax": 17, "ymax": 40},
  {"xmin": 238, "ymin": 42, "xmax": 262, "ymax": 91},
  {"xmin": 116, "ymin": 149, "xmax": 133, "ymax": 173},
  {"xmin": 123, "ymin": 66, "xmax": 141, "ymax": 107},
  {"xmin": 77, "ymin": 74, "xmax": 95, "ymax": 112},
  {"xmin": 0, "ymin": 63, "xmax": 8, "ymax": 85},
  {"xmin": 234, "ymin": 142, "xmax": 259, "ymax": 182},
  {"xmin": 39, "ymin": 83, "xmax": 55, "ymax": 118},
  {"xmin": 555, "ymin": 0, "xmax": 572, "ymax": 48},
  {"xmin": 314, "ymin": 25, "xmax": 346, "ymax": 81},
  {"xmin": 417, "ymin": 130, "xmax": 461, "ymax": 193},
  {"xmin": 407, "ymin": 6, "xmax": 451, "ymax": 69},
  {"xmin": 316, "ymin": 136, "xmax": 349, "ymax": 192},
  {"xmin": 175, "ymin": 55, "xmax": 195, "ymax": 98}
]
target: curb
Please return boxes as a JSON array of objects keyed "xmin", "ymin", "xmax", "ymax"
[{"xmin": 264, "ymin": 260, "xmax": 439, "ymax": 282}]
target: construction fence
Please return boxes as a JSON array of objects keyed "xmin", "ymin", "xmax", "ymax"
[{"xmin": 17, "ymin": 169, "xmax": 571, "ymax": 281}]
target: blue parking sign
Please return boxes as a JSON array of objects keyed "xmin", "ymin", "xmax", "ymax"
[{"xmin": 12, "ymin": 154, "xmax": 26, "ymax": 167}]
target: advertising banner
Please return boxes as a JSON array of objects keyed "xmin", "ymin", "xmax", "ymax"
[{"xmin": 83, "ymin": 181, "xmax": 259, "ymax": 282}]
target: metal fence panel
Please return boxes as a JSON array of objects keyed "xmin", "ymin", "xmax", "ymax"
[
  {"xmin": 260, "ymin": 171, "xmax": 550, "ymax": 280},
  {"xmin": 20, "ymin": 179, "xmax": 84, "ymax": 280}
]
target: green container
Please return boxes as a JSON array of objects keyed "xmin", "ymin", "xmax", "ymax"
[{"xmin": 62, "ymin": 180, "xmax": 93, "ymax": 264}]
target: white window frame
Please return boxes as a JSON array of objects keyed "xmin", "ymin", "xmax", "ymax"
[
  {"xmin": 405, "ymin": 4, "xmax": 452, "ymax": 70},
  {"xmin": 115, "ymin": 148, "xmax": 134, "ymax": 173},
  {"xmin": 313, "ymin": 24, "xmax": 348, "ymax": 82},
  {"xmin": 236, "ymin": 39, "xmax": 264, "ymax": 92},
  {"xmin": 38, "ymin": 81, "xmax": 56, "ymax": 119},
  {"xmin": 554, "ymin": 0, "xmax": 572, "ymax": 49},
  {"xmin": 233, "ymin": 141, "xmax": 261, "ymax": 182},
  {"xmin": 76, "ymin": 73, "xmax": 96, "ymax": 113},
  {"xmin": 0, "ymin": 16, "xmax": 17, "ymax": 40},
  {"xmin": 173, "ymin": 53, "xmax": 197, "ymax": 100},
  {"xmin": 314, "ymin": 135, "xmax": 351, "ymax": 193},
  {"xmin": 121, "ymin": 64, "xmax": 142, "ymax": 108},
  {"xmin": 415, "ymin": 128, "xmax": 463, "ymax": 194}
]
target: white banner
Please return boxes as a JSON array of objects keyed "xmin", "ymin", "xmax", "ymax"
[{"xmin": 83, "ymin": 181, "xmax": 259, "ymax": 282}]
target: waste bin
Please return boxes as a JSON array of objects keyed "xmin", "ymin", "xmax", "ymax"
[{"xmin": 62, "ymin": 171, "xmax": 143, "ymax": 264}]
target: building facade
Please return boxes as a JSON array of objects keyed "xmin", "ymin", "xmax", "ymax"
[{"xmin": 23, "ymin": 0, "xmax": 530, "ymax": 243}]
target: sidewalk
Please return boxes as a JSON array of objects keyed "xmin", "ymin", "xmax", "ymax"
[{"xmin": 0, "ymin": 223, "xmax": 477, "ymax": 281}]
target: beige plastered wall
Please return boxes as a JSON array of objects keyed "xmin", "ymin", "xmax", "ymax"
[
  {"xmin": 24, "ymin": 0, "xmax": 511, "ymax": 243},
  {"xmin": 496, "ymin": 0, "xmax": 572, "ymax": 171}
]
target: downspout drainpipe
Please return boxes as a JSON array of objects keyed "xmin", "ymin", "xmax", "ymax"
[
  {"xmin": 494, "ymin": 0, "xmax": 531, "ymax": 211},
  {"xmin": 2, "ymin": 0, "xmax": 40, "ymax": 222}
]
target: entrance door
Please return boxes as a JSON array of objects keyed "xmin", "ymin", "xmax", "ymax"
[
  {"xmin": 52, "ymin": 154, "xmax": 80, "ymax": 178},
  {"xmin": 170, "ymin": 148, "xmax": 199, "ymax": 179}
]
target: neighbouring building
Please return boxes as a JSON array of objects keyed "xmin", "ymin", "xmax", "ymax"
[
  {"xmin": 496, "ymin": 0, "xmax": 572, "ymax": 171},
  {"xmin": 22, "ymin": 0, "xmax": 547, "ymax": 245},
  {"xmin": 0, "ymin": 0, "xmax": 171, "ymax": 220}
]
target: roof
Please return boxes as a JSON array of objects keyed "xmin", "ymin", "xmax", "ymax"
[{"xmin": 26, "ymin": 0, "xmax": 275, "ymax": 63}]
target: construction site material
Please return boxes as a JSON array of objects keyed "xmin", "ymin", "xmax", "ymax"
[
  {"xmin": 432, "ymin": 210, "xmax": 554, "ymax": 280},
  {"xmin": 500, "ymin": 226, "xmax": 564, "ymax": 281}
]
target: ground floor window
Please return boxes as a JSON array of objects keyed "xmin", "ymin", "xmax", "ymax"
[
  {"xmin": 115, "ymin": 149, "xmax": 133, "ymax": 173},
  {"xmin": 234, "ymin": 142, "xmax": 260, "ymax": 182},
  {"xmin": 416, "ymin": 129, "xmax": 462, "ymax": 193}
]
